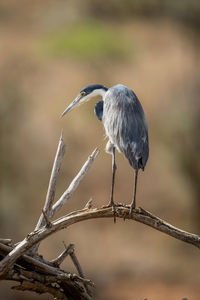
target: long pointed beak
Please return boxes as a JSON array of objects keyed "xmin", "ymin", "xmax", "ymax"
[{"xmin": 61, "ymin": 95, "xmax": 82, "ymax": 117}]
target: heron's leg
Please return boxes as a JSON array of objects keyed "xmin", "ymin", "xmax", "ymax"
[
  {"xmin": 130, "ymin": 169, "xmax": 138, "ymax": 215},
  {"xmin": 109, "ymin": 146, "xmax": 117, "ymax": 206},
  {"xmin": 106, "ymin": 147, "xmax": 117, "ymax": 222}
]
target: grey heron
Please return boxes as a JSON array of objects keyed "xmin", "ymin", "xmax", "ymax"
[{"xmin": 62, "ymin": 84, "xmax": 149, "ymax": 219}]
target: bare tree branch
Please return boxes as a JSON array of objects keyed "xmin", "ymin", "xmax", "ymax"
[
  {"xmin": 1, "ymin": 132, "xmax": 199, "ymax": 300},
  {"xmin": 32, "ymin": 142, "xmax": 98, "ymax": 254},
  {"xmin": 9, "ymin": 268, "xmax": 93, "ymax": 300},
  {"xmin": 51, "ymin": 243, "xmax": 74, "ymax": 267},
  {"xmin": 50, "ymin": 148, "xmax": 99, "ymax": 218},
  {"xmin": 51, "ymin": 242, "xmax": 92, "ymax": 296},
  {"xmin": 0, "ymin": 239, "xmax": 12, "ymax": 245},
  {"xmin": 67, "ymin": 243, "xmax": 92, "ymax": 297},
  {"xmin": 0, "ymin": 242, "xmax": 94, "ymax": 299},
  {"xmin": 68, "ymin": 245, "xmax": 85, "ymax": 280},
  {"xmin": 12, "ymin": 281, "xmax": 67, "ymax": 300},
  {"xmin": 1, "ymin": 205, "xmax": 199, "ymax": 278},
  {"xmin": 0, "ymin": 243, "xmax": 93, "ymax": 287},
  {"xmin": 35, "ymin": 132, "xmax": 66, "ymax": 230}
]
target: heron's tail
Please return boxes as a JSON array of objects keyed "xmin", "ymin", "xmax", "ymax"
[{"xmin": 125, "ymin": 142, "xmax": 148, "ymax": 171}]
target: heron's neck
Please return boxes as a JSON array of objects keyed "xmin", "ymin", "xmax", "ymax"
[{"xmin": 91, "ymin": 88, "xmax": 107, "ymax": 99}]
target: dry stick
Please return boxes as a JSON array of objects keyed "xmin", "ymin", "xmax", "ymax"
[
  {"xmin": 61, "ymin": 242, "xmax": 89, "ymax": 293},
  {"xmin": 0, "ymin": 242, "xmax": 94, "ymax": 287},
  {"xmin": 1, "ymin": 206, "xmax": 200, "ymax": 277},
  {"xmin": 69, "ymin": 247, "xmax": 85, "ymax": 279},
  {"xmin": 34, "ymin": 141, "xmax": 98, "ymax": 254},
  {"xmin": 11, "ymin": 278, "xmax": 92, "ymax": 300},
  {"xmin": 35, "ymin": 132, "xmax": 66, "ymax": 230},
  {"xmin": 68, "ymin": 244, "xmax": 92, "ymax": 297},
  {"xmin": 52, "ymin": 241, "xmax": 91, "ymax": 295},
  {"xmin": 51, "ymin": 243, "xmax": 74, "ymax": 267},
  {"xmin": 12, "ymin": 281, "xmax": 66, "ymax": 300},
  {"xmin": 50, "ymin": 148, "xmax": 99, "ymax": 218},
  {"xmin": 0, "ymin": 148, "xmax": 100, "ymax": 275},
  {"xmin": 51, "ymin": 241, "xmax": 91, "ymax": 295},
  {"xmin": 0, "ymin": 239, "xmax": 12, "ymax": 245}
]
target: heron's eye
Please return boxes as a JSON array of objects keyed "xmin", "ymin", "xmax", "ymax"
[{"xmin": 80, "ymin": 92, "xmax": 86, "ymax": 97}]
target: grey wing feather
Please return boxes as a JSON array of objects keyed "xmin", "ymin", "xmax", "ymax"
[
  {"xmin": 103, "ymin": 88, "xmax": 149, "ymax": 170},
  {"xmin": 94, "ymin": 100, "xmax": 103, "ymax": 121},
  {"xmin": 123, "ymin": 95, "xmax": 149, "ymax": 170}
]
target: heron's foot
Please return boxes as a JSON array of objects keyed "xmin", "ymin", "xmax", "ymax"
[
  {"xmin": 112, "ymin": 203, "xmax": 117, "ymax": 223},
  {"xmin": 129, "ymin": 205, "xmax": 135, "ymax": 217},
  {"xmin": 117, "ymin": 202, "xmax": 127, "ymax": 208},
  {"xmin": 102, "ymin": 202, "xmax": 125, "ymax": 208},
  {"xmin": 102, "ymin": 201, "xmax": 117, "ymax": 223}
]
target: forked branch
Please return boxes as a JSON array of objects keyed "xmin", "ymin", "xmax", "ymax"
[
  {"xmin": 0, "ymin": 133, "xmax": 199, "ymax": 300},
  {"xmin": 1, "ymin": 205, "xmax": 199, "ymax": 278},
  {"xmin": 0, "ymin": 133, "xmax": 99, "ymax": 299}
]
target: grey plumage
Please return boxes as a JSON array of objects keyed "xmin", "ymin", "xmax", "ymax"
[
  {"xmin": 62, "ymin": 83, "xmax": 149, "ymax": 217},
  {"xmin": 102, "ymin": 84, "xmax": 149, "ymax": 170}
]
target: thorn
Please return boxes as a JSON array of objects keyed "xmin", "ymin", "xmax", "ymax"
[
  {"xmin": 139, "ymin": 207, "xmax": 152, "ymax": 216},
  {"xmin": 84, "ymin": 198, "xmax": 93, "ymax": 209}
]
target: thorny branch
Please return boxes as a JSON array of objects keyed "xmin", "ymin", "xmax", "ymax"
[
  {"xmin": 1, "ymin": 205, "xmax": 200, "ymax": 278},
  {"xmin": 0, "ymin": 133, "xmax": 199, "ymax": 300}
]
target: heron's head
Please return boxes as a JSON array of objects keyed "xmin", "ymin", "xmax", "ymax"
[{"xmin": 61, "ymin": 84, "xmax": 108, "ymax": 117}]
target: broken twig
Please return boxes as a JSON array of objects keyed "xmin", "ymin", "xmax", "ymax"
[
  {"xmin": 50, "ymin": 148, "xmax": 99, "ymax": 218},
  {"xmin": 35, "ymin": 132, "xmax": 66, "ymax": 230}
]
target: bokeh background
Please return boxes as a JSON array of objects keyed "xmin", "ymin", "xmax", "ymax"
[{"xmin": 0, "ymin": 1, "xmax": 200, "ymax": 299}]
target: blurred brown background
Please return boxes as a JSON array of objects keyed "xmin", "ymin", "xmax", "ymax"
[{"xmin": 0, "ymin": 1, "xmax": 200, "ymax": 299}]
